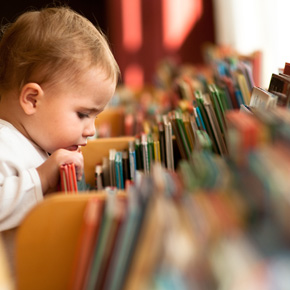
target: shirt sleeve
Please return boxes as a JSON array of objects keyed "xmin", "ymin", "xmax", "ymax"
[{"xmin": 0, "ymin": 161, "xmax": 43, "ymax": 231}]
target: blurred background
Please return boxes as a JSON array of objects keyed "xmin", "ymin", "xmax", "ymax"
[{"xmin": 1, "ymin": 0, "xmax": 290, "ymax": 90}]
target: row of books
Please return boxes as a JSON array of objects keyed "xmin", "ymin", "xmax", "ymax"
[
  {"xmin": 60, "ymin": 65, "xmax": 290, "ymax": 288},
  {"xmin": 87, "ymin": 107, "xmax": 225, "ymax": 191},
  {"xmin": 89, "ymin": 82, "xmax": 267, "ymax": 191},
  {"xmin": 85, "ymin": 93, "xmax": 290, "ymax": 201},
  {"xmin": 94, "ymin": 45, "xmax": 260, "ymax": 139},
  {"xmin": 84, "ymin": 95, "xmax": 281, "ymax": 192},
  {"xmin": 201, "ymin": 43, "xmax": 262, "ymax": 89},
  {"xmin": 68, "ymin": 164, "xmax": 247, "ymax": 290},
  {"xmin": 68, "ymin": 58, "xmax": 290, "ymax": 194},
  {"xmin": 79, "ymin": 102, "xmax": 290, "ymax": 202},
  {"xmin": 67, "ymin": 108, "xmax": 290, "ymax": 289}
]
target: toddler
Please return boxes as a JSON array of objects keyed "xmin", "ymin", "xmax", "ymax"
[{"xmin": 0, "ymin": 4, "xmax": 119, "ymax": 263}]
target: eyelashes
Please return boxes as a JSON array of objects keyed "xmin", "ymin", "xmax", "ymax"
[
  {"xmin": 77, "ymin": 112, "xmax": 89, "ymax": 119},
  {"xmin": 77, "ymin": 110, "xmax": 101, "ymax": 120}
]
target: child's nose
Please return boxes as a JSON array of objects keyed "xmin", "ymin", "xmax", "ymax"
[{"xmin": 83, "ymin": 121, "xmax": 95, "ymax": 137}]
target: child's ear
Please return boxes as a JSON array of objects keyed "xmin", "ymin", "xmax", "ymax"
[{"xmin": 19, "ymin": 83, "xmax": 44, "ymax": 115}]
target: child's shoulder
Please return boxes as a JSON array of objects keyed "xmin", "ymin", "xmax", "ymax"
[
  {"xmin": 0, "ymin": 119, "xmax": 37, "ymax": 160},
  {"xmin": 0, "ymin": 119, "xmax": 24, "ymax": 143}
]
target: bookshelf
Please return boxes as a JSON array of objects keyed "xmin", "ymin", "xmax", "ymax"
[
  {"xmin": 81, "ymin": 136, "xmax": 135, "ymax": 188},
  {"xmin": 15, "ymin": 192, "xmax": 125, "ymax": 290}
]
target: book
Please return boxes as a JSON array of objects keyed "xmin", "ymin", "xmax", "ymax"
[
  {"xmin": 237, "ymin": 61, "xmax": 255, "ymax": 93},
  {"xmin": 175, "ymin": 110, "xmax": 192, "ymax": 159},
  {"xmin": 122, "ymin": 178, "xmax": 158, "ymax": 290},
  {"xmin": 103, "ymin": 182, "xmax": 152, "ymax": 290},
  {"xmin": 147, "ymin": 134, "xmax": 155, "ymax": 171},
  {"xmin": 93, "ymin": 196, "xmax": 127, "ymax": 290},
  {"xmin": 218, "ymin": 83, "xmax": 234, "ymax": 111},
  {"xmin": 158, "ymin": 121, "xmax": 167, "ymax": 168},
  {"xmin": 128, "ymin": 141, "xmax": 137, "ymax": 182},
  {"xmin": 195, "ymin": 106, "xmax": 207, "ymax": 131},
  {"xmin": 115, "ymin": 151, "xmax": 124, "ymax": 189},
  {"xmin": 208, "ymin": 84, "xmax": 227, "ymax": 137},
  {"xmin": 189, "ymin": 113, "xmax": 201, "ymax": 151},
  {"xmin": 237, "ymin": 72, "xmax": 251, "ymax": 105},
  {"xmin": 60, "ymin": 163, "xmax": 78, "ymax": 193},
  {"xmin": 153, "ymin": 139, "xmax": 161, "ymax": 163},
  {"xmin": 283, "ymin": 62, "xmax": 290, "ymax": 75},
  {"xmin": 141, "ymin": 134, "xmax": 150, "ymax": 175},
  {"xmin": 249, "ymin": 86, "xmax": 278, "ymax": 109},
  {"xmin": 85, "ymin": 193, "xmax": 127, "ymax": 290},
  {"xmin": 163, "ymin": 115, "xmax": 174, "ymax": 170},
  {"xmin": 203, "ymin": 94, "xmax": 228, "ymax": 156},
  {"xmin": 134, "ymin": 137, "xmax": 143, "ymax": 171},
  {"xmin": 182, "ymin": 112, "xmax": 195, "ymax": 151},
  {"xmin": 234, "ymin": 88, "xmax": 245, "ymax": 107},
  {"xmin": 122, "ymin": 149, "xmax": 130, "ymax": 185},
  {"xmin": 220, "ymin": 75, "xmax": 239, "ymax": 109},
  {"xmin": 109, "ymin": 149, "xmax": 117, "ymax": 187},
  {"xmin": 94, "ymin": 165, "xmax": 104, "ymax": 190},
  {"xmin": 268, "ymin": 73, "xmax": 290, "ymax": 106},
  {"xmin": 169, "ymin": 111, "xmax": 188, "ymax": 160},
  {"xmin": 195, "ymin": 93, "xmax": 219, "ymax": 154},
  {"xmin": 68, "ymin": 197, "xmax": 105, "ymax": 290}
]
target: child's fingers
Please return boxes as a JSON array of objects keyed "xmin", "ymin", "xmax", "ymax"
[{"xmin": 71, "ymin": 151, "xmax": 84, "ymax": 180}]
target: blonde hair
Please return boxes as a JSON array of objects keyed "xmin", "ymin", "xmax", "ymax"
[{"xmin": 0, "ymin": 6, "xmax": 120, "ymax": 94}]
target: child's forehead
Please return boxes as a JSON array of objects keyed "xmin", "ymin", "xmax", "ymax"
[
  {"xmin": 44, "ymin": 66, "xmax": 115, "ymax": 100},
  {"xmin": 40, "ymin": 63, "xmax": 114, "ymax": 90}
]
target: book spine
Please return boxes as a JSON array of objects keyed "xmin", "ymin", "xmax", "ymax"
[
  {"xmin": 95, "ymin": 165, "xmax": 104, "ymax": 190},
  {"xmin": 158, "ymin": 122, "xmax": 167, "ymax": 168},
  {"xmin": 153, "ymin": 140, "xmax": 161, "ymax": 163},
  {"xmin": 163, "ymin": 115, "xmax": 174, "ymax": 170},
  {"xmin": 141, "ymin": 134, "xmax": 150, "ymax": 175},
  {"xmin": 115, "ymin": 151, "xmax": 124, "ymax": 189},
  {"xmin": 122, "ymin": 150, "xmax": 130, "ymax": 185},
  {"xmin": 129, "ymin": 141, "xmax": 137, "ymax": 182},
  {"xmin": 109, "ymin": 149, "xmax": 117, "ymax": 187}
]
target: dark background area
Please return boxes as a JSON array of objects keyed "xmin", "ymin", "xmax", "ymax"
[
  {"xmin": 0, "ymin": 0, "xmax": 215, "ymax": 85},
  {"xmin": 0, "ymin": 0, "xmax": 107, "ymax": 30}
]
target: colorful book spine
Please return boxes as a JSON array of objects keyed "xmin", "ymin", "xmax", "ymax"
[
  {"xmin": 60, "ymin": 163, "xmax": 78, "ymax": 193},
  {"xmin": 115, "ymin": 151, "xmax": 124, "ymax": 189}
]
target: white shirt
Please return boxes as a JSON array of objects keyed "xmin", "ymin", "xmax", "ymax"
[{"xmin": 0, "ymin": 119, "xmax": 48, "ymax": 231}]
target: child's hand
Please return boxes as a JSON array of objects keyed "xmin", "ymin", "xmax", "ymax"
[{"xmin": 37, "ymin": 148, "xmax": 84, "ymax": 194}]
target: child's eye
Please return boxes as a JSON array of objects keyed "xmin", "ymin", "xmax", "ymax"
[{"xmin": 77, "ymin": 112, "xmax": 89, "ymax": 119}]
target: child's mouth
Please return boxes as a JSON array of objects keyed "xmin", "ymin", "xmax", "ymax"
[{"xmin": 66, "ymin": 145, "xmax": 79, "ymax": 151}]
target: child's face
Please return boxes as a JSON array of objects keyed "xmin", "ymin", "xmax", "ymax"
[{"xmin": 28, "ymin": 67, "xmax": 116, "ymax": 154}]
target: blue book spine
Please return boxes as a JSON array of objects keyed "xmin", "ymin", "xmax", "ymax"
[
  {"xmin": 196, "ymin": 107, "xmax": 206, "ymax": 131},
  {"xmin": 129, "ymin": 141, "xmax": 136, "ymax": 182},
  {"xmin": 235, "ymin": 89, "xmax": 245, "ymax": 107},
  {"xmin": 115, "ymin": 151, "xmax": 124, "ymax": 189}
]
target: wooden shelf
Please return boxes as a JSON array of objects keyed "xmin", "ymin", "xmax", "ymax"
[{"xmin": 15, "ymin": 192, "xmax": 125, "ymax": 290}]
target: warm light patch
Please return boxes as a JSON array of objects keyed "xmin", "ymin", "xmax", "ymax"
[
  {"xmin": 162, "ymin": 0, "xmax": 203, "ymax": 50},
  {"xmin": 124, "ymin": 64, "xmax": 144, "ymax": 88},
  {"xmin": 122, "ymin": 0, "xmax": 142, "ymax": 52}
]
